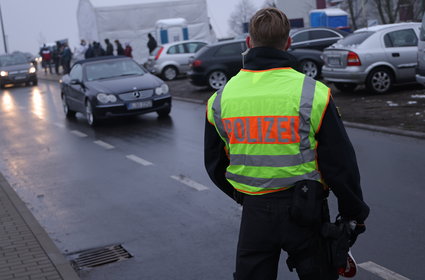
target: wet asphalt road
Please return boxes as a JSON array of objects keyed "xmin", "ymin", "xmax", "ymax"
[{"xmin": 0, "ymin": 80, "xmax": 424, "ymax": 280}]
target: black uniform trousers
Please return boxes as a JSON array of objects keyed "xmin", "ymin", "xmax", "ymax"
[{"xmin": 234, "ymin": 189, "xmax": 338, "ymax": 280}]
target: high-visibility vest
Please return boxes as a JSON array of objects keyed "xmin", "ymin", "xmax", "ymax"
[{"xmin": 206, "ymin": 67, "xmax": 330, "ymax": 195}]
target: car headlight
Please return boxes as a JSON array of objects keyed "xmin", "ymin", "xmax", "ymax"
[
  {"xmin": 155, "ymin": 83, "xmax": 169, "ymax": 95},
  {"xmin": 29, "ymin": 67, "xmax": 36, "ymax": 74},
  {"xmin": 96, "ymin": 93, "xmax": 117, "ymax": 104},
  {"xmin": 0, "ymin": 71, "xmax": 8, "ymax": 77}
]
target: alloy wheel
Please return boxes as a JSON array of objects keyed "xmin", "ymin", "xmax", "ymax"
[
  {"xmin": 208, "ymin": 71, "xmax": 227, "ymax": 90},
  {"xmin": 301, "ymin": 60, "xmax": 318, "ymax": 79},
  {"xmin": 370, "ymin": 71, "xmax": 391, "ymax": 93},
  {"xmin": 163, "ymin": 66, "xmax": 177, "ymax": 80}
]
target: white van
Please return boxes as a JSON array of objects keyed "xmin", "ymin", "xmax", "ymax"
[{"xmin": 416, "ymin": 13, "xmax": 425, "ymax": 85}]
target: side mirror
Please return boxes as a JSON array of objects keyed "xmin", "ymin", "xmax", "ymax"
[
  {"xmin": 70, "ymin": 79, "xmax": 85, "ymax": 89},
  {"xmin": 70, "ymin": 79, "xmax": 82, "ymax": 85}
]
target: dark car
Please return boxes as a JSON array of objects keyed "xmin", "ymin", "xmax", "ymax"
[
  {"xmin": 0, "ymin": 53, "xmax": 38, "ymax": 88},
  {"xmin": 60, "ymin": 56, "xmax": 171, "ymax": 126},
  {"xmin": 289, "ymin": 27, "xmax": 349, "ymax": 51},
  {"xmin": 187, "ymin": 39, "xmax": 323, "ymax": 90}
]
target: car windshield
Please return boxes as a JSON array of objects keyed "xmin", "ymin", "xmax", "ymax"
[
  {"xmin": 85, "ymin": 59, "xmax": 146, "ymax": 81},
  {"xmin": 335, "ymin": 32, "xmax": 373, "ymax": 46},
  {"xmin": 0, "ymin": 54, "xmax": 28, "ymax": 66}
]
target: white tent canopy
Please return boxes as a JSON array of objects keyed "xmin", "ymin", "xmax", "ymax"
[{"xmin": 77, "ymin": 0, "xmax": 215, "ymax": 63}]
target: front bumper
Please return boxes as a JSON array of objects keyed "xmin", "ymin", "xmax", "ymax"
[
  {"xmin": 93, "ymin": 95, "xmax": 172, "ymax": 118},
  {"xmin": 1, "ymin": 73, "xmax": 37, "ymax": 85},
  {"xmin": 322, "ymin": 66, "xmax": 367, "ymax": 84}
]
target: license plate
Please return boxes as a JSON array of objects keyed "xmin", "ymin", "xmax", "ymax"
[
  {"xmin": 14, "ymin": 75, "xmax": 27, "ymax": 80},
  {"xmin": 328, "ymin": 57, "xmax": 341, "ymax": 65},
  {"xmin": 127, "ymin": 100, "xmax": 152, "ymax": 110}
]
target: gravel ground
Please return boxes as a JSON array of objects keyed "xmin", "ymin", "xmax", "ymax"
[{"xmin": 166, "ymin": 78, "xmax": 425, "ymax": 134}]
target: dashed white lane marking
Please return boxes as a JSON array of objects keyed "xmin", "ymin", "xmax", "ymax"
[
  {"xmin": 70, "ymin": 130, "xmax": 88, "ymax": 137},
  {"xmin": 170, "ymin": 175, "xmax": 209, "ymax": 191},
  {"xmin": 93, "ymin": 140, "xmax": 115, "ymax": 150},
  {"xmin": 359, "ymin": 261, "xmax": 410, "ymax": 280},
  {"xmin": 53, "ymin": 122, "xmax": 65, "ymax": 128},
  {"xmin": 126, "ymin": 154, "xmax": 153, "ymax": 166}
]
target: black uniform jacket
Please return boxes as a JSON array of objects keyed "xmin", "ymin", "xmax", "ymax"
[{"xmin": 204, "ymin": 47, "xmax": 370, "ymax": 223}]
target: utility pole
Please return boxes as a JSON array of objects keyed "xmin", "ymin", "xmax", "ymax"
[{"xmin": 0, "ymin": 3, "xmax": 7, "ymax": 53}]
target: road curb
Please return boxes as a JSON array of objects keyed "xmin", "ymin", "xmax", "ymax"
[
  {"xmin": 344, "ymin": 121, "xmax": 425, "ymax": 140},
  {"xmin": 0, "ymin": 172, "xmax": 80, "ymax": 280}
]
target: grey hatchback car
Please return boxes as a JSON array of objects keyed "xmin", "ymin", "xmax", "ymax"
[
  {"xmin": 145, "ymin": 40, "xmax": 207, "ymax": 80},
  {"xmin": 322, "ymin": 22, "xmax": 420, "ymax": 94}
]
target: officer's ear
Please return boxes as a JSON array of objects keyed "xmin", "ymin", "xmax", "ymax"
[
  {"xmin": 284, "ymin": 36, "xmax": 292, "ymax": 51},
  {"xmin": 246, "ymin": 36, "xmax": 253, "ymax": 49}
]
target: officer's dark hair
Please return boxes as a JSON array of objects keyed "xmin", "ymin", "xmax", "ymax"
[{"xmin": 249, "ymin": 8, "xmax": 290, "ymax": 49}]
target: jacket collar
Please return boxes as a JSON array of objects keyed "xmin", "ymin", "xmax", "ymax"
[{"xmin": 243, "ymin": 47, "xmax": 299, "ymax": 71}]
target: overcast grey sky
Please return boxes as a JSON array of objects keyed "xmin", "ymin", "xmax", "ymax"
[{"xmin": 0, "ymin": 0, "xmax": 261, "ymax": 55}]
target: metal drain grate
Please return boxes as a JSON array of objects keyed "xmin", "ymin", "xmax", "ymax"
[{"xmin": 68, "ymin": 244, "xmax": 132, "ymax": 270}]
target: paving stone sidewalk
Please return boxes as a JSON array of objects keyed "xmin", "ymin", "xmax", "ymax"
[{"xmin": 0, "ymin": 172, "xmax": 79, "ymax": 280}]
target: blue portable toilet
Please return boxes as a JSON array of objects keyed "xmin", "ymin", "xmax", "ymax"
[{"xmin": 309, "ymin": 8, "xmax": 349, "ymax": 29}]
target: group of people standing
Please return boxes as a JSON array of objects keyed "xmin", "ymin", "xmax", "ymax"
[
  {"xmin": 40, "ymin": 33, "xmax": 158, "ymax": 75},
  {"xmin": 39, "ymin": 42, "xmax": 73, "ymax": 75},
  {"xmin": 83, "ymin": 38, "xmax": 133, "ymax": 59}
]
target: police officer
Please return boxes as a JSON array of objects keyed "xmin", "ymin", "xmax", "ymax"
[{"xmin": 204, "ymin": 7, "xmax": 369, "ymax": 280}]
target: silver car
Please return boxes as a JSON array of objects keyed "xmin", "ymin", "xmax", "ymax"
[
  {"xmin": 322, "ymin": 22, "xmax": 420, "ymax": 94},
  {"xmin": 145, "ymin": 40, "xmax": 207, "ymax": 80}
]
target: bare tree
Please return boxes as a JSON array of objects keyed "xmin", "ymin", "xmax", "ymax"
[
  {"xmin": 228, "ymin": 0, "xmax": 257, "ymax": 36},
  {"xmin": 347, "ymin": 0, "xmax": 359, "ymax": 29},
  {"xmin": 372, "ymin": 0, "xmax": 401, "ymax": 23},
  {"xmin": 339, "ymin": 0, "xmax": 370, "ymax": 30},
  {"xmin": 373, "ymin": 0, "xmax": 424, "ymax": 23},
  {"xmin": 340, "ymin": 0, "xmax": 421, "ymax": 30}
]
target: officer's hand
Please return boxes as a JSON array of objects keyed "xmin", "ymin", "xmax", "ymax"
[{"xmin": 349, "ymin": 223, "xmax": 366, "ymax": 247}]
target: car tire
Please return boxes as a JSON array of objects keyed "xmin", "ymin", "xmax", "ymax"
[
  {"xmin": 334, "ymin": 83, "xmax": 357, "ymax": 92},
  {"xmin": 157, "ymin": 106, "xmax": 171, "ymax": 118},
  {"xmin": 85, "ymin": 100, "xmax": 98, "ymax": 126},
  {"xmin": 208, "ymin": 70, "xmax": 227, "ymax": 90},
  {"xmin": 61, "ymin": 93, "xmax": 76, "ymax": 119},
  {"xmin": 32, "ymin": 79, "xmax": 38, "ymax": 86},
  {"xmin": 300, "ymin": 60, "xmax": 319, "ymax": 79},
  {"xmin": 0, "ymin": 82, "xmax": 4, "ymax": 89},
  {"xmin": 162, "ymin": 66, "xmax": 178, "ymax": 81},
  {"xmin": 366, "ymin": 67, "xmax": 393, "ymax": 94}
]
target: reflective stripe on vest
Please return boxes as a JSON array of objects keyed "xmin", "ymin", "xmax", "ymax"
[{"xmin": 227, "ymin": 170, "xmax": 321, "ymax": 188}]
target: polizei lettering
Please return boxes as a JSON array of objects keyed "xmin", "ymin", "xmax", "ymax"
[{"xmin": 222, "ymin": 116, "xmax": 300, "ymax": 144}]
